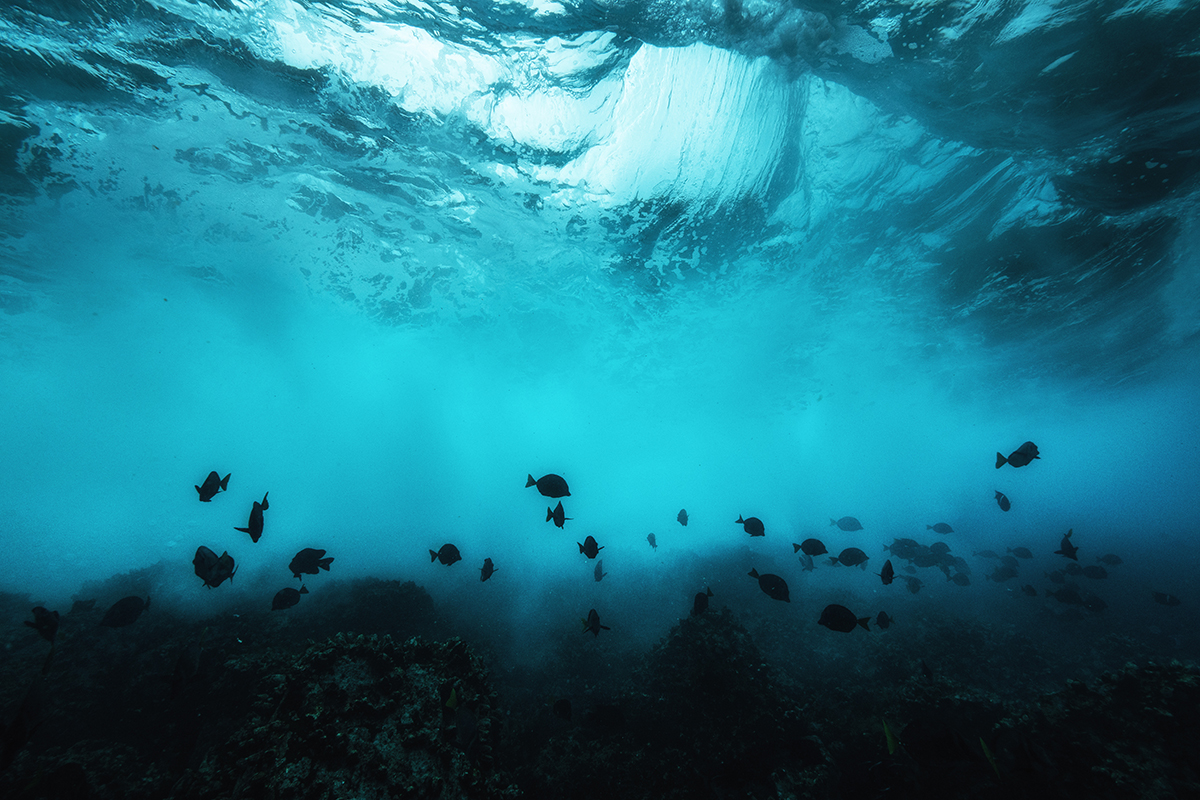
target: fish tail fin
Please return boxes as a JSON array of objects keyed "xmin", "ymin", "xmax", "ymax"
[
  {"xmin": 747, "ymin": 568, "xmax": 759, "ymax": 579},
  {"xmin": 792, "ymin": 543, "xmax": 801, "ymax": 553},
  {"xmin": 829, "ymin": 518, "xmax": 836, "ymax": 526},
  {"xmin": 194, "ymin": 485, "xmax": 202, "ymax": 495},
  {"xmin": 234, "ymin": 527, "xmax": 250, "ymax": 533},
  {"xmin": 925, "ymin": 525, "xmax": 933, "ymax": 530},
  {"xmin": 299, "ymin": 585, "xmax": 309, "ymax": 594},
  {"xmin": 320, "ymin": 558, "xmax": 333, "ymax": 571},
  {"xmin": 261, "ymin": 492, "xmax": 269, "ymax": 509},
  {"xmin": 883, "ymin": 719, "xmax": 899, "ymax": 755},
  {"xmin": 995, "ymin": 452, "xmax": 1006, "ymax": 468},
  {"xmin": 829, "ymin": 557, "xmax": 839, "ymax": 565},
  {"xmin": 580, "ymin": 619, "xmax": 588, "ymax": 632},
  {"xmin": 547, "ymin": 508, "xmax": 554, "ymax": 521},
  {"xmin": 430, "ymin": 550, "xmax": 439, "ymax": 562},
  {"xmin": 601, "ymin": 625, "xmax": 611, "ymax": 631},
  {"xmin": 736, "ymin": 515, "xmax": 744, "ymax": 524},
  {"xmin": 577, "ymin": 542, "xmax": 584, "ymax": 553},
  {"xmin": 858, "ymin": 617, "xmax": 871, "ymax": 631},
  {"xmin": 220, "ymin": 473, "xmax": 230, "ymax": 489},
  {"xmin": 526, "ymin": 474, "xmax": 537, "ymax": 488},
  {"xmin": 706, "ymin": 587, "xmax": 713, "ymax": 597}
]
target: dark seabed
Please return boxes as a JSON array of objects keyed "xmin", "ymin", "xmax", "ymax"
[{"xmin": 2, "ymin": 0, "xmax": 1200, "ymax": 797}]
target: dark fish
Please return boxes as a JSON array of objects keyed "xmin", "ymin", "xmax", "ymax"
[
  {"xmin": 581, "ymin": 608, "xmax": 610, "ymax": 636},
  {"xmin": 927, "ymin": 523, "xmax": 953, "ymax": 534},
  {"xmin": 547, "ymin": 501, "xmax": 571, "ymax": 528},
  {"xmin": 553, "ymin": 698, "xmax": 572, "ymax": 722},
  {"xmin": 480, "ymin": 558, "xmax": 497, "ymax": 582},
  {"xmin": 1097, "ymin": 554, "xmax": 1123, "ymax": 566},
  {"xmin": 830, "ymin": 547, "xmax": 869, "ymax": 569},
  {"xmin": 929, "ymin": 541, "xmax": 951, "ymax": 556},
  {"xmin": 878, "ymin": 559, "xmax": 894, "ymax": 585},
  {"xmin": 1045, "ymin": 569, "xmax": 1066, "ymax": 584},
  {"xmin": 195, "ymin": 470, "xmax": 230, "ymax": 501},
  {"xmin": 677, "ymin": 509, "xmax": 688, "ymax": 526},
  {"xmin": 973, "ymin": 550, "xmax": 1001, "ymax": 559},
  {"xmin": 793, "ymin": 539, "xmax": 827, "ymax": 557},
  {"xmin": 1082, "ymin": 565, "xmax": 1108, "ymax": 579},
  {"xmin": 594, "ymin": 559, "xmax": 606, "ymax": 582},
  {"xmin": 748, "ymin": 568, "xmax": 790, "ymax": 602},
  {"xmin": 995, "ymin": 491, "xmax": 1011, "ymax": 511},
  {"xmin": 949, "ymin": 573, "xmax": 971, "ymax": 586},
  {"xmin": 100, "ymin": 596, "xmax": 150, "ymax": 627},
  {"xmin": 430, "ymin": 543, "xmax": 462, "ymax": 566},
  {"xmin": 1000, "ymin": 555, "xmax": 1020, "ymax": 569},
  {"xmin": 1046, "ymin": 586, "xmax": 1083, "ymax": 605},
  {"xmin": 527, "ymin": 473, "xmax": 570, "ymax": 498},
  {"xmin": 736, "ymin": 515, "xmax": 765, "ymax": 536},
  {"xmin": 234, "ymin": 491, "xmax": 269, "ymax": 543},
  {"xmin": 1021, "ymin": 584, "xmax": 1038, "ymax": 596},
  {"xmin": 272, "ymin": 585, "xmax": 308, "ymax": 610},
  {"xmin": 903, "ymin": 576, "xmax": 923, "ymax": 594},
  {"xmin": 1007, "ymin": 547, "xmax": 1033, "ymax": 559},
  {"xmin": 290, "ymin": 548, "xmax": 334, "ymax": 579},
  {"xmin": 1055, "ymin": 529, "xmax": 1079, "ymax": 561},
  {"xmin": 818, "ymin": 604, "xmax": 870, "ymax": 633},
  {"xmin": 996, "ymin": 441, "xmax": 1040, "ymax": 468},
  {"xmin": 193, "ymin": 545, "xmax": 237, "ymax": 588},
  {"xmin": 1064, "ymin": 561, "xmax": 1083, "ymax": 575},
  {"xmin": 876, "ymin": 611, "xmax": 893, "ymax": 630},
  {"xmin": 1083, "ymin": 593, "xmax": 1107, "ymax": 613},
  {"xmin": 24, "ymin": 607, "xmax": 59, "ymax": 642},
  {"xmin": 988, "ymin": 565, "xmax": 1019, "ymax": 582},
  {"xmin": 646, "ymin": 532, "xmax": 657, "ymax": 550},
  {"xmin": 799, "ymin": 554, "xmax": 815, "ymax": 572},
  {"xmin": 692, "ymin": 587, "xmax": 714, "ymax": 616},
  {"xmin": 831, "ymin": 516, "xmax": 863, "ymax": 531},
  {"xmin": 578, "ymin": 535, "xmax": 604, "ymax": 559},
  {"xmin": 1152, "ymin": 592, "xmax": 1182, "ymax": 606},
  {"xmin": 69, "ymin": 599, "xmax": 96, "ymax": 615}
]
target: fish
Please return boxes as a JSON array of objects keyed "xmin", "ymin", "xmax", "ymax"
[
  {"xmin": 876, "ymin": 611, "xmax": 894, "ymax": 630},
  {"xmin": 677, "ymin": 509, "xmax": 688, "ymax": 526},
  {"xmin": 1021, "ymin": 584, "xmax": 1038, "ymax": 596},
  {"xmin": 878, "ymin": 559, "xmax": 894, "ymax": 585},
  {"xmin": 24, "ymin": 607, "xmax": 59, "ymax": 643},
  {"xmin": 929, "ymin": 541, "xmax": 951, "ymax": 556},
  {"xmin": 430, "ymin": 543, "xmax": 462, "ymax": 566},
  {"xmin": 480, "ymin": 558, "xmax": 497, "ymax": 582},
  {"xmin": 1152, "ymin": 592, "xmax": 1182, "ymax": 606},
  {"xmin": 748, "ymin": 568, "xmax": 790, "ymax": 602},
  {"xmin": 1097, "ymin": 554, "xmax": 1123, "ymax": 566},
  {"xmin": 927, "ymin": 523, "xmax": 953, "ymax": 534},
  {"xmin": 547, "ymin": 501, "xmax": 571, "ymax": 528},
  {"xmin": 995, "ymin": 491, "xmax": 1011, "ymax": 512},
  {"xmin": 736, "ymin": 515, "xmax": 765, "ymax": 536},
  {"xmin": 830, "ymin": 547, "xmax": 869, "ymax": 569},
  {"xmin": 272, "ymin": 585, "xmax": 308, "ymax": 610},
  {"xmin": 692, "ymin": 587, "xmax": 713, "ymax": 616},
  {"xmin": 527, "ymin": 473, "xmax": 570, "ymax": 498},
  {"xmin": 594, "ymin": 559, "xmax": 606, "ymax": 582},
  {"xmin": 290, "ymin": 548, "xmax": 334, "ymax": 579},
  {"xmin": 99, "ymin": 596, "xmax": 150, "ymax": 627},
  {"xmin": 193, "ymin": 545, "xmax": 237, "ymax": 588},
  {"xmin": 195, "ymin": 471, "xmax": 230, "ymax": 501},
  {"xmin": 578, "ymin": 535, "xmax": 604, "ymax": 559},
  {"xmin": 799, "ymin": 554, "xmax": 815, "ymax": 572},
  {"xmin": 949, "ymin": 573, "xmax": 971, "ymax": 586},
  {"xmin": 1082, "ymin": 565, "xmax": 1108, "ymax": 579},
  {"xmin": 646, "ymin": 532, "xmax": 657, "ymax": 550},
  {"xmin": 988, "ymin": 565, "xmax": 1020, "ymax": 582},
  {"xmin": 68, "ymin": 599, "xmax": 96, "ymax": 615},
  {"xmin": 1007, "ymin": 547, "xmax": 1033, "ymax": 559},
  {"xmin": 1046, "ymin": 586, "xmax": 1083, "ymax": 605},
  {"xmin": 1045, "ymin": 569, "xmax": 1066, "ymax": 584},
  {"xmin": 581, "ymin": 608, "xmax": 610, "ymax": 636},
  {"xmin": 553, "ymin": 699, "xmax": 572, "ymax": 722},
  {"xmin": 793, "ymin": 539, "xmax": 828, "ymax": 557},
  {"xmin": 903, "ymin": 576, "xmax": 923, "ymax": 594},
  {"xmin": 1055, "ymin": 529, "xmax": 1079, "ymax": 561},
  {"xmin": 1000, "ymin": 555, "xmax": 1020, "ymax": 569},
  {"xmin": 1063, "ymin": 561, "xmax": 1083, "ymax": 575},
  {"xmin": 996, "ymin": 441, "xmax": 1040, "ymax": 468},
  {"xmin": 234, "ymin": 491, "xmax": 269, "ymax": 543},
  {"xmin": 818, "ymin": 604, "xmax": 871, "ymax": 633},
  {"xmin": 830, "ymin": 516, "xmax": 863, "ymax": 531}
]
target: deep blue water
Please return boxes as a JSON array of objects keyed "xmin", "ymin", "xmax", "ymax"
[{"xmin": 3, "ymin": 0, "xmax": 1200, "ymax": 755}]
